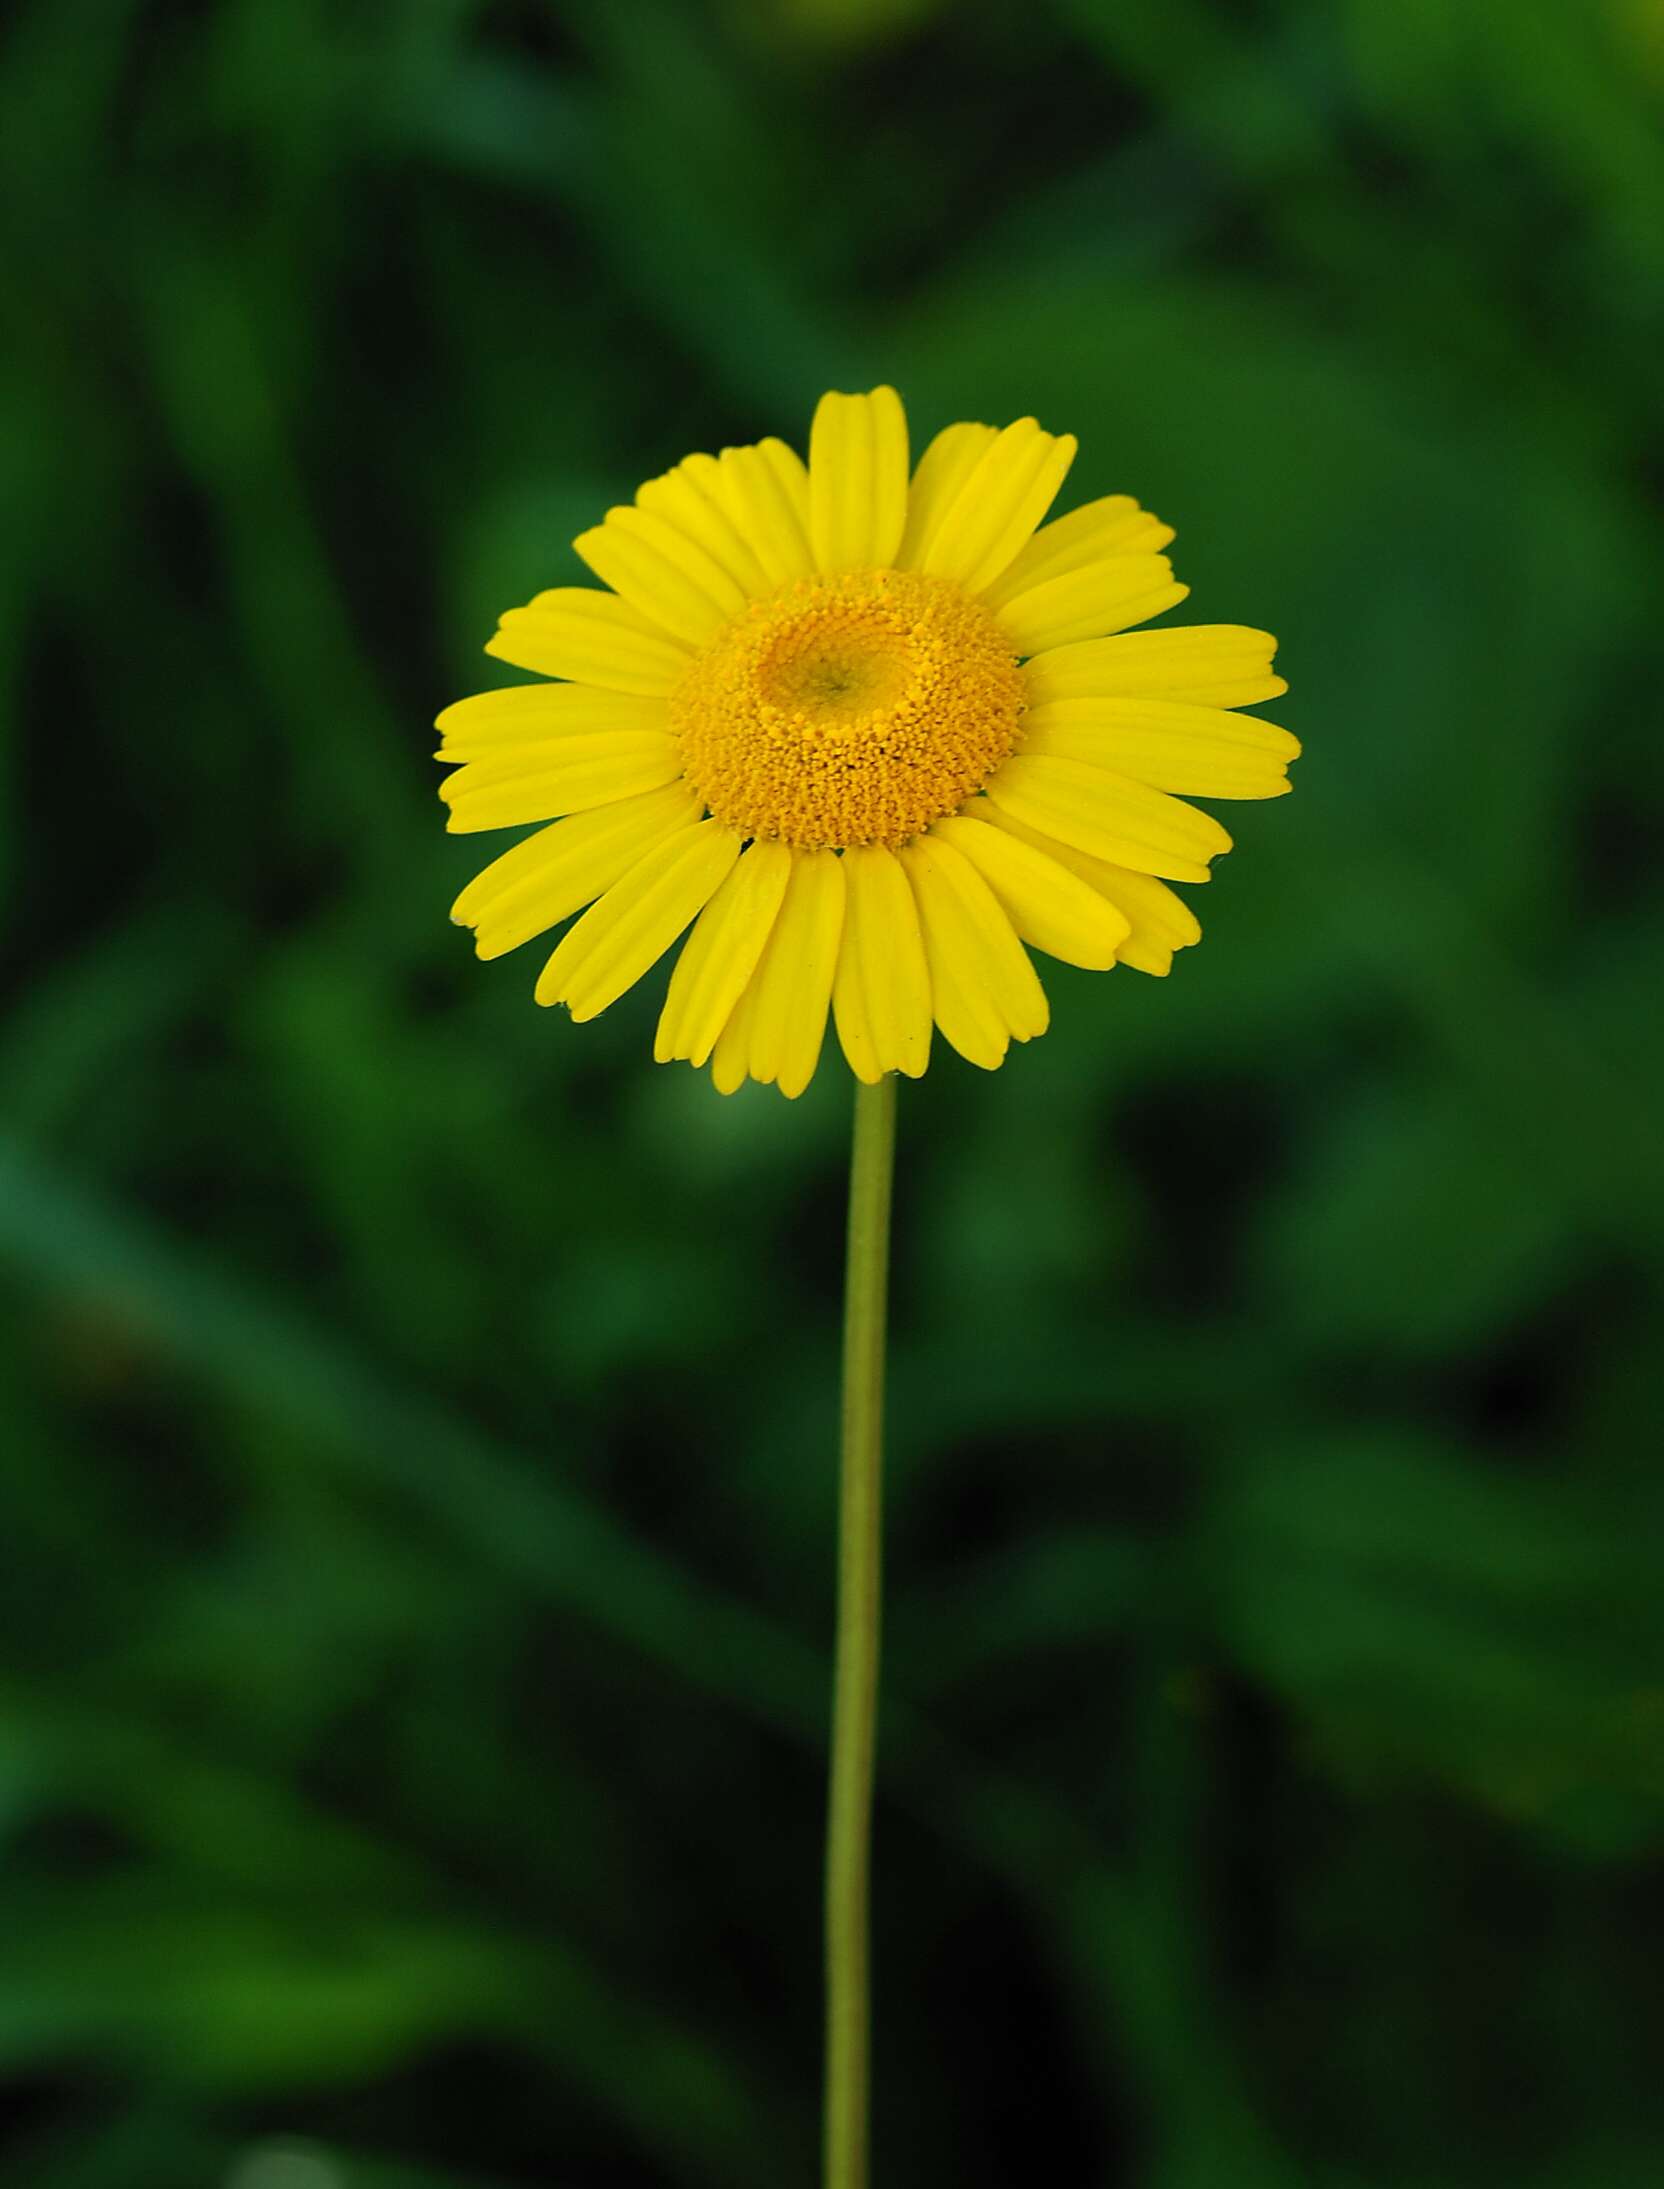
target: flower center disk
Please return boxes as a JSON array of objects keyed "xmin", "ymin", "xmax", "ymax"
[{"xmin": 669, "ymin": 569, "xmax": 1027, "ymax": 851}]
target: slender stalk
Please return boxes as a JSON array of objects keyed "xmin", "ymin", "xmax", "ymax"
[{"xmin": 824, "ymin": 1072, "xmax": 897, "ymax": 2189}]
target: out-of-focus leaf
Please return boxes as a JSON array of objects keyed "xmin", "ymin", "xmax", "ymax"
[{"xmin": 1210, "ymin": 1435, "xmax": 1664, "ymax": 1853}]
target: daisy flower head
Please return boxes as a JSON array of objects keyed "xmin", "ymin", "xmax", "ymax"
[{"xmin": 438, "ymin": 388, "xmax": 1294, "ymax": 1096}]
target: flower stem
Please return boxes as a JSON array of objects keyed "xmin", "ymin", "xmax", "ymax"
[{"xmin": 824, "ymin": 1072, "xmax": 897, "ymax": 2189}]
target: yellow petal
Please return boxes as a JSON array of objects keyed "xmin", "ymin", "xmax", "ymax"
[
  {"xmin": 919, "ymin": 419, "xmax": 1077, "ymax": 595},
  {"xmin": 636, "ymin": 455, "xmax": 775, "ymax": 600},
  {"xmin": 996, "ymin": 557, "xmax": 1190, "ymax": 655},
  {"xmin": 983, "ymin": 496, "xmax": 1174, "ymax": 609},
  {"xmin": 930, "ymin": 813, "xmax": 1129, "ymax": 969},
  {"xmin": 438, "ymin": 734, "xmax": 682, "ymax": 833},
  {"xmin": 894, "ymin": 421, "xmax": 999, "ymax": 569},
  {"xmin": 900, "ymin": 834, "xmax": 1048, "ymax": 1070},
  {"xmin": 1102, "ymin": 888, "xmax": 1202, "ymax": 974},
  {"xmin": 573, "ymin": 504, "xmax": 748, "ymax": 646},
  {"xmin": 1021, "ymin": 697, "xmax": 1299, "ymax": 799},
  {"xmin": 712, "ymin": 438, "xmax": 814, "ymax": 585},
  {"xmin": 655, "ymin": 838, "xmax": 793, "ymax": 1067},
  {"xmin": 435, "ymin": 684, "xmax": 667, "ymax": 761},
  {"xmin": 720, "ymin": 846, "xmax": 846, "ymax": 1098},
  {"xmin": 809, "ymin": 386, "xmax": 910, "ymax": 574},
  {"xmin": 981, "ymin": 806, "xmax": 1202, "ymax": 975},
  {"xmin": 487, "ymin": 590, "xmax": 690, "ymax": 694},
  {"xmin": 983, "ymin": 754, "xmax": 1231, "ymax": 882},
  {"xmin": 535, "ymin": 819, "xmax": 742, "ymax": 1021},
  {"xmin": 832, "ymin": 845, "xmax": 932, "ymax": 1083},
  {"xmin": 1024, "ymin": 625, "xmax": 1286, "ymax": 709},
  {"xmin": 451, "ymin": 785, "xmax": 702, "ymax": 961},
  {"xmin": 710, "ymin": 971, "xmax": 761, "ymax": 1097}
]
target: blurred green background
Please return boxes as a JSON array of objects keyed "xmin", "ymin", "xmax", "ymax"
[{"xmin": 3, "ymin": 0, "xmax": 1663, "ymax": 2183}]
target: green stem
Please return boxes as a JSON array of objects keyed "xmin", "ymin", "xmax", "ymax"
[{"xmin": 824, "ymin": 1073, "xmax": 897, "ymax": 2189}]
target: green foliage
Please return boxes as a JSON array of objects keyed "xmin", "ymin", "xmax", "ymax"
[{"xmin": 1, "ymin": 0, "xmax": 1660, "ymax": 2182}]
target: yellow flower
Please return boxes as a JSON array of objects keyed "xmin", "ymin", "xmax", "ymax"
[{"xmin": 438, "ymin": 388, "xmax": 1294, "ymax": 1096}]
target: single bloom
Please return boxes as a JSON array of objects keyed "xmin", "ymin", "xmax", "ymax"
[{"xmin": 438, "ymin": 388, "xmax": 1295, "ymax": 1096}]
